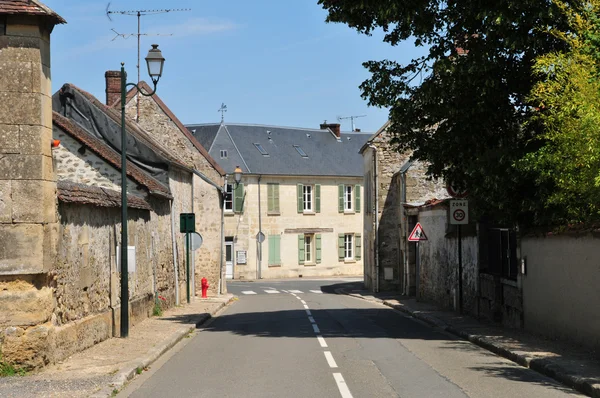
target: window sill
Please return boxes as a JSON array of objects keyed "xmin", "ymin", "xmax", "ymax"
[
  {"xmin": 344, "ymin": 259, "xmax": 357, "ymax": 264},
  {"xmin": 302, "ymin": 211, "xmax": 316, "ymax": 215},
  {"xmin": 267, "ymin": 212, "xmax": 280, "ymax": 216},
  {"xmin": 268, "ymin": 264, "xmax": 281, "ymax": 268},
  {"xmin": 224, "ymin": 212, "xmax": 236, "ymax": 217},
  {"xmin": 303, "ymin": 262, "xmax": 317, "ymax": 267},
  {"xmin": 344, "ymin": 210, "xmax": 355, "ymax": 214}
]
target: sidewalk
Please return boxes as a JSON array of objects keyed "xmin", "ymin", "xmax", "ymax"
[
  {"xmin": 340, "ymin": 288, "xmax": 600, "ymax": 398},
  {"xmin": 0, "ymin": 294, "xmax": 235, "ymax": 398}
]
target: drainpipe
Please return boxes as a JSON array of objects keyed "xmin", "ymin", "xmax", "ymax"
[
  {"xmin": 257, "ymin": 175, "xmax": 263, "ymax": 279},
  {"xmin": 219, "ymin": 175, "xmax": 228, "ymax": 295},
  {"xmin": 169, "ymin": 199, "xmax": 180, "ymax": 305},
  {"xmin": 368, "ymin": 144, "xmax": 379, "ymax": 293}
]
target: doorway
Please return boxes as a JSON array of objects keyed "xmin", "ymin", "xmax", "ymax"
[{"xmin": 225, "ymin": 238, "xmax": 234, "ymax": 279}]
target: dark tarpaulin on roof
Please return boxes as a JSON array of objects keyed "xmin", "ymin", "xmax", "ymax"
[{"xmin": 52, "ymin": 84, "xmax": 170, "ymax": 185}]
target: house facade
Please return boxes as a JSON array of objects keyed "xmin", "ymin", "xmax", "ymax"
[{"xmin": 188, "ymin": 122, "xmax": 370, "ymax": 279}]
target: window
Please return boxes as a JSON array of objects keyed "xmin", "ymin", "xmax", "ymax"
[
  {"xmin": 224, "ymin": 183, "xmax": 233, "ymax": 211},
  {"xmin": 303, "ymin": 185, "xmax": 313, "ymax": 211},
  {"xmin": 220, "ymin": 150, "xmax": 228, "ymax": 159},
  {"xmin": 304, "ymin": 234, "xmax": 313, "ymax": 263},
  {"xmin": 293, "ymin": 145, "xmax": 308, "ymax": 157},
  {"xmin": 344, "ymin": 185, "xmax": 353, "ymax": 211},
  {"xmin": 344, "ymin": 234, "xmax": 354, "ymax": 259},
  {"xmin": 253, "ymin": 143, "xmax": 268, "ymax": 156},
  {"xmin": 298, "ymin": 233, "xmax": 321, "ymax": 265},
  {"xmin": 267, "ymin": 183, "xmax": 280, "ymax": 214},
  {"xmin": 268, "ymin": 235, "xmax": 281, "ymax": 266}
]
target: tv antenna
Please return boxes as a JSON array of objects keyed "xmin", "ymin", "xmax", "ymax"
[
  {"xmin": 218, "ymin": 103, "xmax": 228, "ymax": 123},
  {"xmin": 338, "ymin": 114, "xmax": 366, "ymax": 132},
  {"xmin": 106, "ymin": 3, "xmax": 191, "ymax": 121}
]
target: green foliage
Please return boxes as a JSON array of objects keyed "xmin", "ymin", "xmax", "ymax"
[
  {"xmin": 152, "ymin": 302, "xmax": 163, "ymax": 317},
  {"xmin": 0, "ymin": 362, "xmax": 26, "ymax": 377},
  {"xmin": 520, "ymin": 0, "xmax": 600, "ymax": 225},
  {"xmin": 318, "ymin": 0, "xmax": 578, "ymax": 227}
]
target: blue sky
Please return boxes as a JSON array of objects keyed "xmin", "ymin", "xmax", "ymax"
[{"xmin": 45, "ymin": 0, "xmax": 422, "ymax": 133}]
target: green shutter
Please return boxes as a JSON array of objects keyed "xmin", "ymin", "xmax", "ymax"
[
  {"xmin": 267, "ymin": 184, "xmax": 274, "ymax": 213},
  {"xmin": 274, "ymin": 183, "xmax": 280, "ymax": 213},
  {"xmin": 315, "ymin": 184, "xmax": 321, "ymax": 213},
  {"xmin": 338, "ymin": 185, "xmax": 344, "ymax": 213},
  {"xmin": 355, "ymin": 233, "xmax": 362, "ymax": 260},
  {"xmin": 355, "ymin": 185, "xmax": 361, "ymax": 213},
  {"xmin": 297, "ymin": 184, "xmax": 303, "ymax": 213},
  {"xmin": 298, "ymin": 234, "xmax": 305, "ymax": 264},
  {"xmin": 316, "ymin": 234, "xmax": 322, "ymax": 264},
  {"xmin": 269, "ymin": 235, "xmax": 281, "ymax": 265},
  {"xmin": 338, "ymin": 233, "xmax": 345, "ymax": 261},
  {"xmin": 234, "ymin": 183, "xmax": 244, "ymax": 213}
]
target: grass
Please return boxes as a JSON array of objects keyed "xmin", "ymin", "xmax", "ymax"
[
  {"xmin": 0, "ymin": 362, "xmax": 26, "ymax": 377},
  {"xmin": 152, "ymin": 302, "xmax": 163, "ymax": 317},
  {"xmin": 111, "ymin": 388, "xmax": 119, "ymax": 397},
  {"xmin": 136, "ymin": 366, "xmax": 143, "ymax": 375}
]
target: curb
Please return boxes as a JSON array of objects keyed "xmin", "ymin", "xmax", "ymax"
[
  {"xmin": 91, "ymin": 296, "xmax": 236, "ymax": 398},
  {"xmin": 339, "ymin": 289, "xmax": 599, "ymax": 398}
]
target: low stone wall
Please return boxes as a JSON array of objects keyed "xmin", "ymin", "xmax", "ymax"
[{"xmin": 478, "ymin": 273, "xmax": 523, "ymax": 328}]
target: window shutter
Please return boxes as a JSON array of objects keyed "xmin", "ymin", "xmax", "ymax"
[
  {"xmin": 355, "ymin": 185, "xmax": 361, "ymax": 213},
  {"xmin": 338, "ymin": 185, "xmax": 344, "ymax": 213},
  {"xmin": 338, "ymin": 233, "xmax": 345, "ymax": 261},
  {"xmin": 297, "ymin": 184, "xmax": 303, "ymax": 213},
  {"xmin": 298, "ymin": 234, "xmax": 305, "ymax": 264},
  {"xmin": 269, "ymin": 235, "xmax": 281, "ymax": 265},
  {"xmin": 234, "ymin": 183, "xmax": 244, "ymax": 213},
  {"xmin": 267, "ymin": 184, "xmax": 274, "ymax": 213},
  {"xmin": 315, "ymin": 184, "xmax": 321, "ymax": 213},
  {"xmin": 355, "ymin": 233, "xmax": 362, "ymax": 260},
  {"xmin": 316, "ymin": 234, "xmax": 322, "ymax": 263},
  {"xmin": 274, "ymin": 183, "xmax": 280, "ymax": 213}
]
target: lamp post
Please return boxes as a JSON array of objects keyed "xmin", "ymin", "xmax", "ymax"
[
  {"xmin": 120, "ymin": 44, "xmax": 165, "ymax": 338},
  {"xmin": 234, "ymin": 166, "xmax": 242, "ymax": 185}
]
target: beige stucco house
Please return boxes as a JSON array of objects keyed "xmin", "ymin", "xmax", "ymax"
[{"xmin": 187, "ymin": 122, "xmax": 370, "ymax": 279}]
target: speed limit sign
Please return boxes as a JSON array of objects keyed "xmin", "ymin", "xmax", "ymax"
[{"xmin": 450, "ymin": 200, "xmax": 468, "ymax": 225}]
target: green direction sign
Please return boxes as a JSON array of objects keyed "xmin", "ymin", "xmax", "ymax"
[{"xmin": 180, "ymin": 213, "xmax": 195, "ymax": 233}]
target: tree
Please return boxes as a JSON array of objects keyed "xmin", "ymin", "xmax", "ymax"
[
  {"xmin": 520, "ymin": 0, "xmax": 600, "ymax": 225},
  {"xmin": 318, "ymin": 0, "xmax": 572, "ymax": 227}
]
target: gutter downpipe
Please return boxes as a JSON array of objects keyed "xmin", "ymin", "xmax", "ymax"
[
  {"xmin": 170, "ymin": 199, "xmax": 180, "ymax": 305},
  {"xmin": 219, "ymin": 175, "xmax": 228, "ymax": 295},
  {"xmin": 400, "ymin": 171, "xmax": 408, "ymax": 295},
  {"xmin": 368, "ymin": 144, "xmax": 379, "ymax": 293}
]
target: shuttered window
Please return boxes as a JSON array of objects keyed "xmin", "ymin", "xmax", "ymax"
[
  {"xmin": 355, "ymin": 233, "xmax": 362, "ymax": 260},
  {"xmin": 268, "ymin": 235, "xmax": 281, "ymax": 266},
  {"xmin": 355, "ymin": 184, "xmax": 361, "ymax": 214},
  {"xmin": 338, "ymin": 233, "xmax": 345, "ymax": 261},
  {"xmin": 338, "ymin": 185, "xmax": 344, "ymax": 213},
  {"xmin": 267, "ymin": 183, "xmax": 280, "ymax": 214},
  {"xmin": 316, "ymin": 234, "xmax": 322, "ymax": 264},
  {"xmin": 234, "ymin": 183, "xmax": 244, "ymax": 213}
]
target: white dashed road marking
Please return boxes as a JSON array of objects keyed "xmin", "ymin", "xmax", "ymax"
[
  {"xmin": 308, "ymin": 316, "xmax": 316, "ymax": 323},
  {"xmin": 300, "ymin": 300, "xmax": 306, "ymax": 305},
  {"xmin": 310, "ymin": 290, "xmax": 323, "ymax": 294},
  {"xmin": 241, "ymin": 291, "xmax": 257, "ymax": 295},
  {"xmin": 312, "ymin": 324, "xmax": 320, "ymax": 333},
  {"xmin": 289, "ymin": 290, "xmax": 303, "ymax": 294},
  {"xmin": 317, "ymin": 335, "xmax": 328, "ymax": 348},
  {"xmin": 324, "ymin": 351, "xmax": 338, "ymax": 368},
  {"xmin": 264, "ymin": 290, "xmax": 279, "ymax": 294},
  {"xmin": 333, "ymin": 373, "xmax": 353, "ymax": 398},
  {"xmin": 305, "ymin": 309, "xmax": 312, "ymax": 316},
  {"xmin": 303, "ymin": 304, "xmax": 309, "ymax": 309}
]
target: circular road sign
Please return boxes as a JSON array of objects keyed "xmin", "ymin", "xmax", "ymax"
[
  {"xmin": 256, "ymin": 231, "xmax": 266, "ymax": 243},
  {"xmin": 447, "ymin": 183, "xmax": 468, "ymax": 199},
  {"xmin": 453, "ymin": 208, "xmax": 466, "ymax": 223}
]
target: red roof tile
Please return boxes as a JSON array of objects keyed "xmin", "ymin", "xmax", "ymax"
[
  {"xmin": 0, "ymin": 0, "xmax": 65, "ymax": 23},
  {"xmin": 53, "ymin": 111, "xmax": 172, "ymax": 199},
  {"xmin": 57, "ymin": 181, "xmax": 151, "ymax": 210}
]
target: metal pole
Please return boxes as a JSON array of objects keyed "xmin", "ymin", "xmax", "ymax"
[
  {"xmin": 458, "ymin": 225, "xmax": 463, "ymax": 314},
  {"xmin": 186, "ymin": 232, "xmax": 191, "ymax": 304},
  {"xmin": 136, "ymin": 12, "xmax": 141, "ymax": 122},
  {"xmin": 257, "ymin": 176, "xmax": 262, "ymax": 279},
  {"xmin": 415, "ymin": 241, "xmax": 420, "ymax": 301},
  {"xmin": 120, "ymin": 64, "xmax": 129, "ymax": 338}
]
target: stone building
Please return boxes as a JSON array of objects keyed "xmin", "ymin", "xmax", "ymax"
[
  {"xmin": 360, "ymin": 121, "xmax": 448, "ymax": 292},
  {"xmin": 187, "ymin": 122, "xmax": 370, "ymax": 279}
]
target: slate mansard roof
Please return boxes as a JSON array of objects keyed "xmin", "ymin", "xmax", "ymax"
[{"xmin": 186, "ymin": 123, "xmax": 371, "ymax": 177}]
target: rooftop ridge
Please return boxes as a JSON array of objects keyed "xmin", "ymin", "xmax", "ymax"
[{"xmin": 186, "ymin": 122, "xmax": 330, "ymax": 133}]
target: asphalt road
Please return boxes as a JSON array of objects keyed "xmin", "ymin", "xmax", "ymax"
[{"xmin": 122, "ymin": 279, "xmax": 581, "ymax": 398}]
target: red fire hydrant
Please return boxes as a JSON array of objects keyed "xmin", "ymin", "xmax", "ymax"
[{"xmin": 201, "ymin": 277, "xmax": 209, "ymax": 298}]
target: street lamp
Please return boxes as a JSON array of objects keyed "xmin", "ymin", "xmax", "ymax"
[
  {"xmin": 120, "ymin": 44, "xmax": 165, "ymax": 338},
  {"xmin": 234, "ymin": 165, "xmax": 243, "ymax": 185}
]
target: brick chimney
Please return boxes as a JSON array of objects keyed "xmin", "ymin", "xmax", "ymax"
[
  {"xmin": 320, "ymin": 123, "xmax": 341, "ymax": 138},
  {"xmin": 105, "ymin": 70, "xmax": 122, "ymax": 106}
]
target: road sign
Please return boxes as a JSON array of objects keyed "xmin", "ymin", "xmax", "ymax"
[
  {"xmin": 179, "ymin": 213, "xmax": 195, "ymax": 233},
  {"xmin": 191, "ymin": 232, "xmax": 203, "ymax": 251},
  {"xmin": 408, "ymin": 223, "xmax": 428, "ymax": 241},
  {"xmin": 256, "ymin": 231, "xmax": 265, "ymax": 243},
  {"xmin": 450, "ymin": 200, "xmax": 469, "ymax": 225},
  {"xmin": 446, "ymin": 183, "xmax": 468, "ymax": 199}
]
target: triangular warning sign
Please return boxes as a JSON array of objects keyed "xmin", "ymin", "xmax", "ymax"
[{"xmin": 408, "ymin": 222, "xmax": 428, "ymax": 241}]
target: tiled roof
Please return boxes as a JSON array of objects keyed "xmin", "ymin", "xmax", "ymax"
[
  {"xmin": 0, "ymin": 0, "xmax": 65, "ymax": 23},
  {"xmin": 57, "ymin": 181, "xmax": 151, "ymax": 210},
  {"xmin": 120, "ymin": 81, "xmax": 225, "ymax": 177},
  {"xmin": 61, "ymin": 83, "xmax": 191, "ymax": 171},
  {"xmin": 187, "ymin": 123, "xmax": 371, "ymax": 177},
  {"xmin": 53, "ymin": 111, "xmax": 172, "ymax": 199}
]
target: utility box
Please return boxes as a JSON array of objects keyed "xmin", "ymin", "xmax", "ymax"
[{"xmin": 180, "ymin": 213, "xmax": 195, "ymax": 233}]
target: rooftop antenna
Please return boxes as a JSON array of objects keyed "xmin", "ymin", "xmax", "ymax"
[
  {"xmin": 337, "ymin": 114, "xmax": 366, "ymax": 132},
  {"xmin": 218, "ymin": 103, "xmax": 228, "ymax": 123},
  {"xmin": 106, "ymin": 3, "xmax": 191, "ymax": 121}
]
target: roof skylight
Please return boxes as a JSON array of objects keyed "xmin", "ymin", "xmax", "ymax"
[
  {"xmin": 293, "ymin": 145, "xmax": 308, "ymax": 157},
  {"xmin": 254, "ymin": 143, "xmax": 268, "ymax": 156}
]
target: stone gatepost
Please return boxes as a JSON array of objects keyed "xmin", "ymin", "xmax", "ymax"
[{"xmin": 0, "ymin": 3, "xmax": 64, "ymax": 369}]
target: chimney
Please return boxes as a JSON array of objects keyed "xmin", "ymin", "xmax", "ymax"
[
  {"xmin": 354, "ymin": 128, "xmax": 361, "ymax": 132},
  {"xmin": 105, "ymin": 70, "xmax": 122, "ymax": 106},
  {"xmin": 320, "ymin": 123, "xmax": 341, "ymax": 138}
]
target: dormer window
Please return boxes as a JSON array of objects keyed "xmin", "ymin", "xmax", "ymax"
[
  {"xmin": 254, "ymin": 143, "xmax": 268, "ymax": 156},
  {"xmin": 293, "ymin": 145, "xmax": 308, "ymax": 158},
  {"xmin": 220, "ymin": 150, "xmax": 228, "ymax": 159}
]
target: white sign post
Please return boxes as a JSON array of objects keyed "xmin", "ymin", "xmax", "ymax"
[{"xmin": 408, "ymin": 222, "xmax": 427, "ymax": 301}]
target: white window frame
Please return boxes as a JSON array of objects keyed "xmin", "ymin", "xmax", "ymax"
[
  {"xmin": 344, "ymin": 185, "xmax": 353, "ymax": 211},
  {"xmin": 344, "ymin": 234, "xmax": 354, "ymax": 260},
  {"xmin": 224, "ymin": 183, "xmax": 234, "ymax": 212},
  {"xmin": 303, "ymin": 185, "xmax": 313, "ymax": 212},
  {"xmin": 305, "ymin": 234, "xmax": 313, "ymax": 263},
  {"xmin": 220, "ymin": 149, "xmax": 228, "ymax": 159}
]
